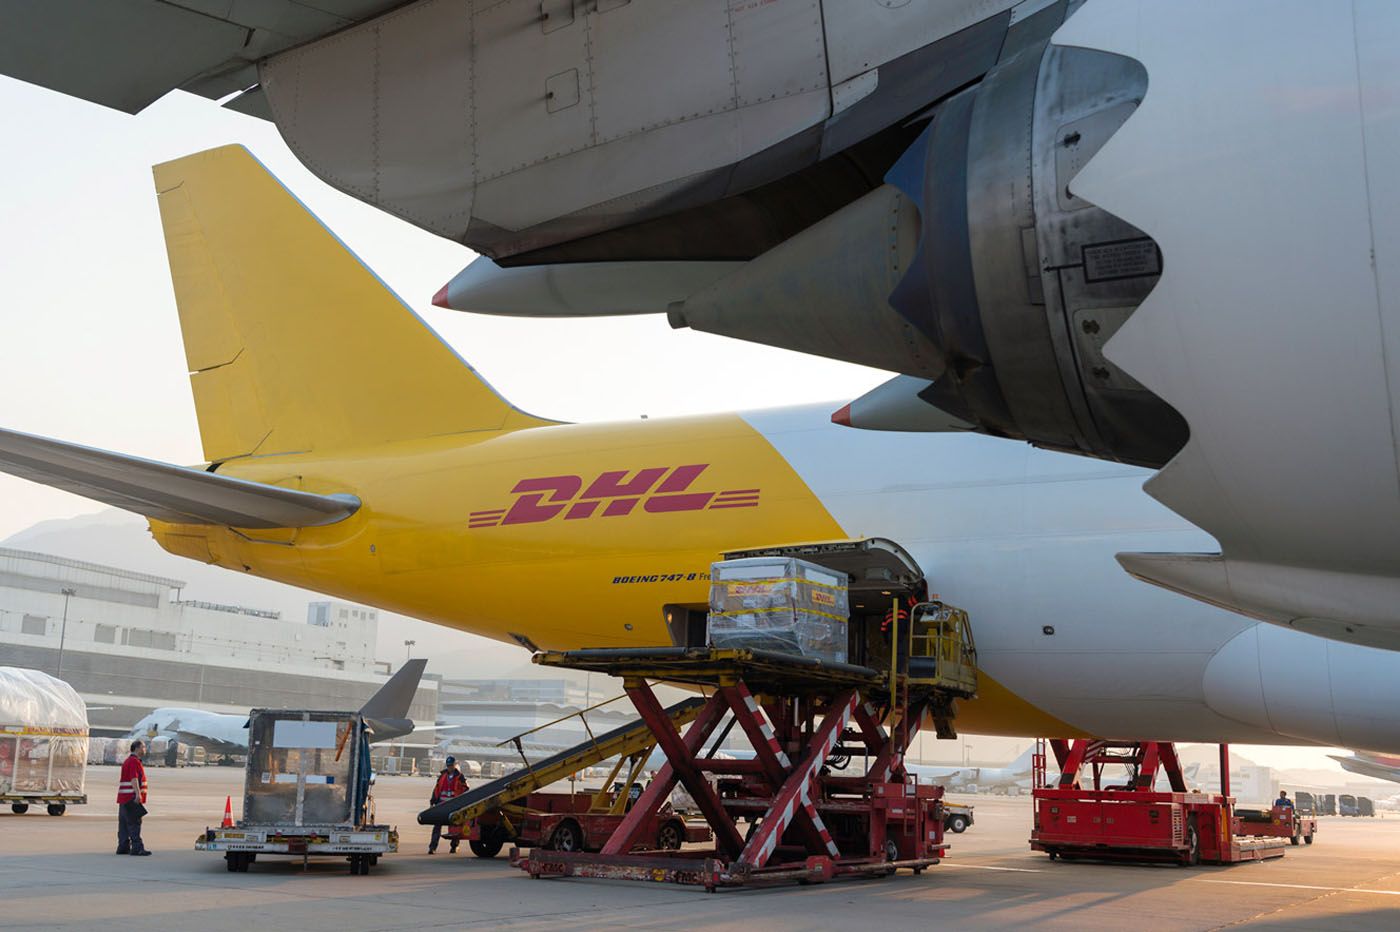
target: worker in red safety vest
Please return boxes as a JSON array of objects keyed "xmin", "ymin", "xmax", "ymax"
[
  {"xmin": 116, "ymin": 739, "xmax": 151, "ymax": 856},
  {"xmin": 428, "ymin": 756, "xmax": 470, "ymax": 854}
]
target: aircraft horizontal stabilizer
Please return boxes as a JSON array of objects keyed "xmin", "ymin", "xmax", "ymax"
[{"xmin": 0, "ymin": 426, "xmax": 359, "ymax": 529}]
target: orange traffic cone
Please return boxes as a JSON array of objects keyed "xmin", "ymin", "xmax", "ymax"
[{"xmin": 221, "ymin": 796, "xmax": 234, "ymax": 828}]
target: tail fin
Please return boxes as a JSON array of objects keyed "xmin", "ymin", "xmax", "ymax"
[
  {"xmin": 1010, "ymin": 745, "xmax": 1035, "ymax": 772},
  {"xmin": 153, "ymin": 145, "xmax": 550, "ymax": 465},
  {"xmin": 359, "ymin": 658, "xmax": 427, "ymax": 743}
]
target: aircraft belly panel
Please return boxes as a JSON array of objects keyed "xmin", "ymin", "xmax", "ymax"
[{"xmin": 261, "ymin": 0, "xmax": 832, "ymax": 249}]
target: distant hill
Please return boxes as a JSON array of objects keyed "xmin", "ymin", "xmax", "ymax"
[{"xmin": 2, "ymin": 509, "xmax": 525, "ymax": 678}]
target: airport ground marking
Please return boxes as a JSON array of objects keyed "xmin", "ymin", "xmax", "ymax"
[
  {"xmin": 936, "ymin": 862, "xmax": 1043, "ymax": 873},
  {"xmin": 1193, "ymin": 879, "xmax": 1400, "ymax": 897}
]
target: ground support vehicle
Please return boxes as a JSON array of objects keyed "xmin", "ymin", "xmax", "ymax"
[
  {"xmin": 514, "ymin": 632, "xmax": 977, "ymax": 891},
  {"xmin": 1234, "ymin": 805, "xmax": 1318, "ymax": 846},
  {"xmin": 944, "ymin": 802, "xmax": 974, "ymax": 834},
  {"xmin": 418, "ymin": 696, "xmax": 708, "ymax": 858},
  {"xmin": 195, "ymin": 709, "xmax": 396, "ymax": 875},
  {"xmin": 1030, "ymin": 740, "xmax": 1287, "ymax": 865}
]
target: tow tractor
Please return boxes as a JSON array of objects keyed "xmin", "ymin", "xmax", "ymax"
[
  {"xmin": 196, "ymin": 708, "xmax": 396, "ymax": 874},
  {"xmin": 506, "ymin": 538, "xmax": 979, "ymax": 891},
  {"xmin": 1235, "ymin": 804, "xmax": 1318, "ymax": 846},
  {"xmin": 1030, "ymin": 739, "xmax": 1288, "ymax": 865}
]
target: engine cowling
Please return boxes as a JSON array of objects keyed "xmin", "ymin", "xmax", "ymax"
[{"xmin": 671, "ymin": 21, "xmax": 1186, "ymax": 468}]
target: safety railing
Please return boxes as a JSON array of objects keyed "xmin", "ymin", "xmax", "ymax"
[{"xmin": 905, "ymin": 601, "xmax": 978, "ymax": 695}]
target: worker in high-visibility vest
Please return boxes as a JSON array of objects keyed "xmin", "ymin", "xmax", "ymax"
[
  {"xmin": 116, "ymin": 739, "xmax": 151, "ymax": 856},
  {"xmin": 428, "ymin": 757, "xmax": 469, "ymax": 854}
]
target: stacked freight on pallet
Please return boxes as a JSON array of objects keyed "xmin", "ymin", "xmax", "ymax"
[
  {"xmin": 707, "ymin": 557, "xmax": 850, "ymax": 663},
  {"xmin": 0, "ymin": 667, "xmax": 88, "ymax": 806}
]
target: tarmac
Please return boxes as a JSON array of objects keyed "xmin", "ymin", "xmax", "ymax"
[{"xmin": 2, "ymin": 765, "xmax": 1398, "ymax": 931}]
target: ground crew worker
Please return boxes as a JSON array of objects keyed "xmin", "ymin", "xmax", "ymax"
[
  {"xmin": 428, "ymin": 756, "xmax": 469, "ymax": 854},
  {"xmin": 1276, "ymin": 790, "xmax": 1294, "ymax": 810},
  {"xmin": 116, "ymin": 739, "xmax": 151, "ymax": 856}
]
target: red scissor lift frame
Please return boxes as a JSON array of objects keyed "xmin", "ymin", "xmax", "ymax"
[
  {"xmin": 1031, "ymin": 739, "xmax": 1287, "ymax": 865},
  {"xmin": 514, "ymin": 648, "xmax": 953, "ymax": 891}
]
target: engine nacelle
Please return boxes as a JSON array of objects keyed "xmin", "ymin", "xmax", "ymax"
[{"xmin": 672, "ymin": 18, "xmax": 1187, "ymax": 468}]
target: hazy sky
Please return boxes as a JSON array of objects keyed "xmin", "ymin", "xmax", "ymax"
[{"xmin": 0, "ymin": 77, "xmax": 889, "ymax": 540}]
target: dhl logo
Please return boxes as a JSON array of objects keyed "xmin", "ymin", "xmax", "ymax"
[{"xmin": 469, "ymin": 464, "xmax": 759, "ymax": 529}]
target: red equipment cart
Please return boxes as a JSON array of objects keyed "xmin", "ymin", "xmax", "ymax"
[{"xmin": 1030, "ymin": 740, "xmax": 1288, "ymax": 865}]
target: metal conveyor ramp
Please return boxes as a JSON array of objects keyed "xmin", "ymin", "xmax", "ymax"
[{"xmin": 417, "ymin": 695, "xmax": 705, "ymax": 827}]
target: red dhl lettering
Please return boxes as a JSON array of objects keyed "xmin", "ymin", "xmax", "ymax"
[
  {"xmin": 468, "ymin": 465, "xmax": 760, "ymax": 529},
  {"xmin": 812, "ymin": 590, "xmax": 836, "ymax": 606}
]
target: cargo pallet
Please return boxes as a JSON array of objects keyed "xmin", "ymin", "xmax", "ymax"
[
  {"xmin": 1030, "ymin": 739, "xmax": 1288, "ymax": 866},
  {"xmin": 513, "ymin": 637, "xmax": 976, "ymax": 892}
]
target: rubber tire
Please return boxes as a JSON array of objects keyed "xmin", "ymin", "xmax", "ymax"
[
  {"xmin": 10, "ymin": 803, "xmax": 28, "ymax": 814},
  {"xmin": 1047, "ymin": 849, "xmax": 1059, "ymax": 861},
  {"xmin": 470, "ymin": 837, "xmax": 504, "ymax": 859},
  {"xmin": 1291, "ymin": 831, "xmax": 1301, "ymax": 846},
  {"xmin": 1185, "ymin": 824, "xmax": 1201, "ymax": 867},
  {"xmin": 550, "ymin": 820, "xmax": 582, "ymax": 853},
  {"xmin": 948, "ymin": 814, "xmax": 969, "ymax": 834},
  {"xmin": 349, "ymin": 854, "xmax": 364, "ymax": 875},
  {"xmin": 226, "ymin": 853, "xmax": 238, "ymax": 872},
  {"xmin": 46, "ymin": 804, "xmax": 65, "ymax": 816},
  {"xmin": 657, "ymin": 820, "xmax": 684, "ymax": 851},
  {"xmin": 1305, "ymin": 833, "xmax": 1314, "ymax": 845}
]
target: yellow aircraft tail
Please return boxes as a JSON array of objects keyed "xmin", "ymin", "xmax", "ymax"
[{"xmin": 153, "ymin": 145, "xmax": 549, "ymax": 465}]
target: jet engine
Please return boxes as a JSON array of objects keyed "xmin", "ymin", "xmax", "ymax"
[{"xmin": 669, "ymin": 26, "xmax": 1186, "ymax": 468}]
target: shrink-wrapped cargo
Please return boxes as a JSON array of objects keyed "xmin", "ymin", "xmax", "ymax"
[
  {"xmin": 0, "ymin": 667, "xmax": 89, "ymax": 798},
  {"xmin": 707, "ymin": 557, "xmax": 849, "ymax": 663}
]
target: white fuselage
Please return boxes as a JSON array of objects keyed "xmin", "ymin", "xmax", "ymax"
[{"xmin": 745, "ymin": 406, "xmax": 1400, "ymax": 753}]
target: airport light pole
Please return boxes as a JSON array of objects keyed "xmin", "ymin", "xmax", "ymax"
[
  {"xmin": 55, "ymin": 587, "xmax": 76, "ymax": 679},
  {"xmin": 404, "ymin": 639, "xmax": 415, "ymax": 663}
]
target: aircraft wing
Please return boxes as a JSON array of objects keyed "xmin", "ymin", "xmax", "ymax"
[
  {"xmin": 1331, "ymin": 753, "xmax": 1400, "ymax": 785},
  {"xmin": 166, "ymin": 729, "xmax": 245, "ymax": 757},
  {"xmin": 0, "ymin": 0, "xmax": 407, "ymax": 117},
  {"xmin": 0, "ymin": 426, "xmax": 359, "ymax": 529}
]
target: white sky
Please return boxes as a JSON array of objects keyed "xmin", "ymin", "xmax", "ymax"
[
  {"xmin": 0, "ymin": 77, "xmax": 889, "ymax": 540},
  {"xmin": 0, "ymin": 79, "xmax": 1379, "ymax": 775}
]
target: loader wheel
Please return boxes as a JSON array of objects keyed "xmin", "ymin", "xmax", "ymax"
[
  {"xmin": 1047, "ymin": 849, "xmax": 1059, "ymax": 861},
  {"xmin": 1185, "ymin": 823, "xmax": 1201, "ymax": 867},
  {"xmin": 1291, "ymin": 830, "xmax": 1301, "ymax": 846},
  {"xmin": 947, "ymin": 814, "xmax": 969, "ymax": 834},
  {"xmin": 550, "ymin": 820, "xmax": 582, "ymax": 853},
  {"xmin": 470, "ymin": 837, "xmax": 504, "ymax": 859},
  {"xmin": 657, "ymin": 820, "xmax": 684, "ymax": 851},
  {"xmin": 1305, "ymin": 832, "xmax": 1314, "ymax": 845},
  {"xmin": 46, "ymin": 804, "xmax": 65, "ymax": 816},
  {"xmin": 10, "ymin": 803, "xmax": 28, "ymax": 814}
]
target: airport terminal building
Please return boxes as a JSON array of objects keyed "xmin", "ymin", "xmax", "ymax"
[{"xmin": 0, "ymin": 547, "xmax": 437, "ymax": 735}]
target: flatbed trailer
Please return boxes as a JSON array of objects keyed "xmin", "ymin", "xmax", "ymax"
[
  {"xmin": 1030, "ymin": 740, "xmax": 1287, "ymax": 866},
  {"xmin": 514, "ymin": 633, "xmax": 977, "ymax": 891}
]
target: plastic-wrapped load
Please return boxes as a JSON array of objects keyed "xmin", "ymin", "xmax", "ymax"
[
  {"xmin": 707, "ymin": 557, "xmax": 849, "ymax": 663},
  {"xmin": 0, "ymin": 667, "xmax": 89, "ymax": 797}
]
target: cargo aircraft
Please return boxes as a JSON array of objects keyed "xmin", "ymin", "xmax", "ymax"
[
  {"xmin": 6, "ymin": 1, "xmax": 1400, "ymax": 649},
  {"xmin": 1, "ymin": 146, "xmax": 1398, "ymax": 756}
]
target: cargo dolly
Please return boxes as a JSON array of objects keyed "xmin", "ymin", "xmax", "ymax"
[
  {"xmin": 196, "ymin": 709, "xmax": 397, "ymax": 875},
  {"xmin": 418, "ymin": 695, "xmax": 710, "ymax": 857},
  {"xmin": 1234, "ymin": 804, "xmax": 1317, "ymax": 846},
  {"xmin": 1030, "ymin": 739, "xmax": 1288, "ymax": 865},
  {"xmin": 513, "ymin": 631, "xmax": 977, "ymax": 892}
]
